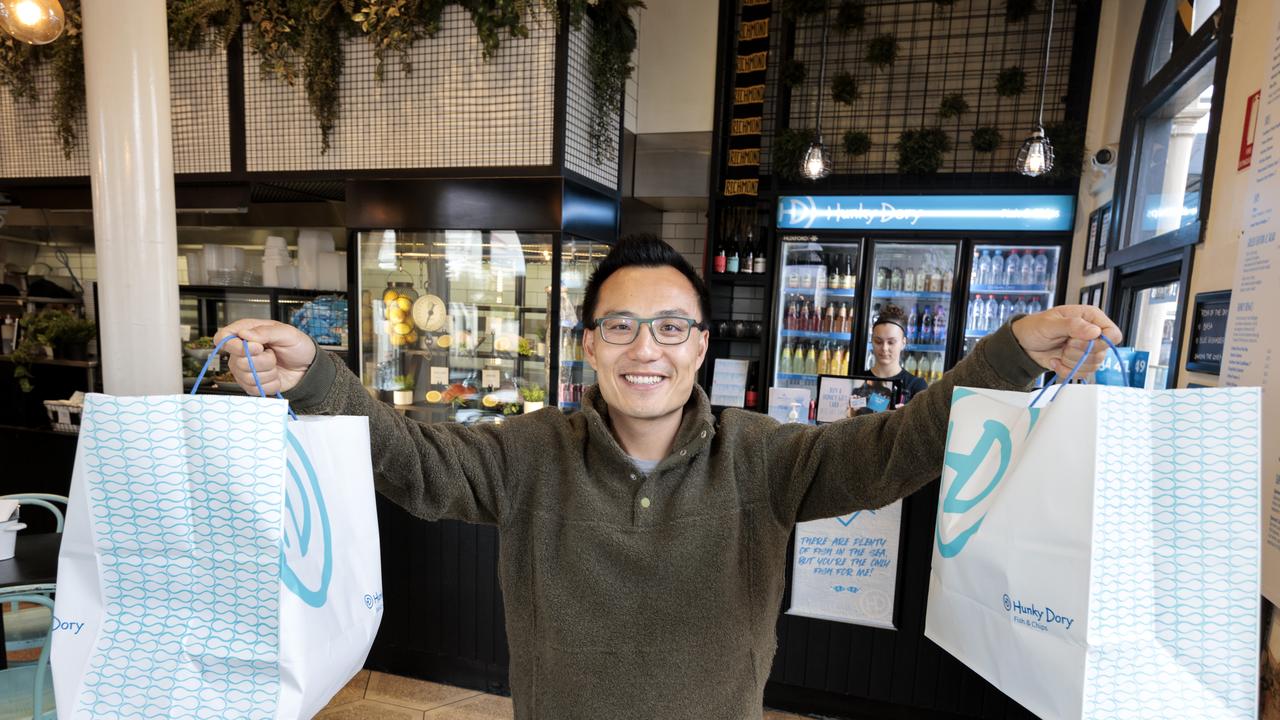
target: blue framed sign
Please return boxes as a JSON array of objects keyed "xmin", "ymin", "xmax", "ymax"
[{"xmin": 777, "ymin": 195, "xmax": 1075, "ymax": 232}]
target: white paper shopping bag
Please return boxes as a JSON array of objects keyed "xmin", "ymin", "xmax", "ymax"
[
  {"xmin": 51, "ymin": 392, "xmax": 383, "ymax": 719},
  {"xmin": 925, "ymin": 383, "xmax": 1261, "ymax": 720}
]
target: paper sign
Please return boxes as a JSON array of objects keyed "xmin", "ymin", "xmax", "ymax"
[
  {"xmin": 1241, "ymin": 89, "xmax": 1261, "ymax": 171},
  {"xmin": 1095, "ymin": 348, "xmax": 1149, "ymax": 388},
  {"xmin": 482, "ymin": 368, "xmax": 501, "ymax": 390},
  {"xmin": 430, "ymin": 366, "xmax": 449, "ymax": 386},
  {"xmin": 709, "ymin": 359, "xmax": 749, "ymax": 407},
  {"xmin": 767, "ymin": 387, "xmax": 811, "ymax": 423},
  {"xmin": 816, "ymin": 377, "xmax": 854, "ymax": 423},
  {"xmin": 787, "ymin": 501, "xmax": 903, "ymax": 629}
]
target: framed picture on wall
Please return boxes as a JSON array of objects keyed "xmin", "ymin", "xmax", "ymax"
[
  {"xmin": 1095, "ymin": 203, "xmax": 1113, "ymax": 269},
  {"xmin": 1079, "ymin": 282, "xmax": 1105, "ymax": 309},
  {"xmin": 1082, "ymin": 208, "xmax": 1101, "ymax": 274}
]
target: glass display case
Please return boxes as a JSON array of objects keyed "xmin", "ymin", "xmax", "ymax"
[
  {"xmin": 863, "ymin": 242, "xmax": 959, "ymax": 384},
  {"xmin": 961, "ymin": 243, "xmax": 1061, "ymax": 358},
  {"xmin": 356, "ymin": 230, "xmax": 606, "ymax": 424},
  {"xmin": 771, "ymin": 236, "xmax": 861, "ymax": 396}
]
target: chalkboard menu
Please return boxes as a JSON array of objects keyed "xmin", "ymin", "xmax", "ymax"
[{"xmin": 1187, "ymin": 290, "xmax": 1231, "ymax": 374}]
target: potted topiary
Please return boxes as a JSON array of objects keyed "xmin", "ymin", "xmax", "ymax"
[
  {"xmin": 780, "ymin": 59, "xmax": 807, "ymax": 88},
  {"xmin": 520, "ymin": 383, "xmax": 546, "ymax": 414},
  {"xmin": 896, "ymin": 127, "xmax": 953, "ymax": 174},
  {"xmin": 995, "ymin": 66, "xmax": 1027, "ymax": 97},
  {"xmin": 8, "ymin": 308, "xmax": 95, "ymax": 392},
  {"xmin": 48, "ymin": 312, "xmax": 96, "ymax": 361},
  {"xmin": 937, "ymin": 93, "xmax": 970, "ymax": 120},
  {"xmin": 971, "ymin": 126, "xmax": 1003, "ymax": 153},
  {"xmin": 772, "ymin": 127, "xmax": 817, "ymax": 182},
  {"xmin": 864, "ymin": 34, "xmax": 898, "ymax": 70},
  {"xmin": 834, "ymin": 1, "xmax": 865, "ymax": 34},
  {"xmin": 392, "ymin": 374, "xmax": 415, "ymax": 406},
  {"xmin": 1006, "ymin": 0, "xmax": 1038, "ymax": 23},
  {"xmin": 842, "ymin": 129, "xmax": 872, "ymax": 157},
  {"xmin": 831, "ymin": 71, "xmax": 860, "ymax": 106}
]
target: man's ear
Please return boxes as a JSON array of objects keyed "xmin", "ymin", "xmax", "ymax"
[
  {"xmin": 693, "ymin": 328, "xmax": 709, "ymax": 370},
  {"xmin": 583, "ymin": 324, "xmax": 598, "ymax": 371}
]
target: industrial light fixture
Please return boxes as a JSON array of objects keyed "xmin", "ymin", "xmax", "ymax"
[
  {"xmin": 1016, "ymin": 0, "xmax": 1056, "ymax": 177},
  {"xmin": 0, "ymin": 0, "xmax": 65, "ymax": 45},
  {"xmin": 800, "ymin": 0, "xmax": 832, "ymax": 181}
]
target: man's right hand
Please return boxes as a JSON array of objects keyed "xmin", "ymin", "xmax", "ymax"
[{"xmin": 214, "ymin": 320, "xmax": 317, "ymax": 396}]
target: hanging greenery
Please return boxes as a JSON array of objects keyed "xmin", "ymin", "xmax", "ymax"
[
  {"xmin": 780, "ymin": 59, "xmax": 806, "ymax": 88},
  {"xmin": 348, "ymin": 0, "xmax": 446, "ymax": 80},
  {"xmin": 168, "ymin": 0, "xmax": 243, "ymax": 52},
  {"xmin": 459, "ymin": 0, "xmax": 531, "ymax": 59},
  {"xmin": 842, "ymin": 129, "xmax": 871, "ymax": 157},
  {"xmin": 896, "ymin": 127, "xmax": 951, "ymax": 174},
  {"xmin": 580, "ymin": 0, "xmax": 644, "ymax": 164},
  {"xmin": 247, "ymin": 0, "xmax": 301, "ymax": 83},
  {"xmin": 298, "ymin": 0, "xmax": 351, "ymax": 154},
  {"xmin": 995, "ymin": 65, "xmax": 1026, "ymax": 97},
  {"xmin": 834, "ymin": 1, "xmax": 865, "ymax": 34},
  {"xmin": 0, "ymin": 35, "xmax": 39, "ymax": 102},
  {"xmin": 1006, "ymin": 0, "xmax": 1038, "ymax": 23},
  {"xmin": 864, "ymin": 34, "xmax": 897, "ymax": 70},
  {"xmin": 780, "ymin": 0, "xmax": 826, "ymax": 20},
  {"xmin": 971, "ymin": 126, "xmax": 1001, "ymax": 153},
  {"xmin": 773, "ymin": 128, "xmax": 816, "ymax": 183},
  {"xmin": 1044, "ymin": 118, "xmax": 1085, "ymax": 179},
  {"xmin": 937, "ymin": 93, "xmax": 969, "ymax": 119},
  {"xmin": 831, "ymin": 71, "xmax": 859, "ymax": 106},
  {"xmin": 51, "ymin": 0, "xmax": 84, "ymax": 160}
]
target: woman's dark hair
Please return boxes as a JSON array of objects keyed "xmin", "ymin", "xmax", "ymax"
[
  {"xmin": 581, "ymin": 234, "xmax": 711, "ymax": 327},
  {"xmin": 873, "ymin": 303, "xmax": 909, "ymax": 337}
]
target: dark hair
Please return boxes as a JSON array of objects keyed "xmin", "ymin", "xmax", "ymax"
[
  {"xmin": 581, "ymin": 234, "xmax": 711, "ymax": 328},
  {"xmin": 873, "ymin": 303, "xmax": 908, "ymax": 337}
]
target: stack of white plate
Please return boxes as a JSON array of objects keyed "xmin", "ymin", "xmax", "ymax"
[
  {"xmin": 297, "ymin": 230, "xmax": 335, "ymax": 290},
  {"xmin": 262, "ymin": 235, "xmax": 295, "ymax": 287}
]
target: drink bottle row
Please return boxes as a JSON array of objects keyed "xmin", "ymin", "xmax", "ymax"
[
  {"xmin": 783, "ymin": 295, "xmax": 854, "ymax": 334},
  {"xmin": 971, "ymin": 249, "xmax": 1050, "ymax": 287},
  {"xmin": 780, "ymin": 341, "xmax": 851, "ymax": 376},
  {"xmin": 875, "ymin": 263, "xmax": 953, "ymax": 293},
  {"xmin": 891, "ymin": 304, "xmax": 949, "ymax": 345},
  {"xmin": 968, "ymin": 295, "xmax": 1044, "ymax": 334},
  {"xmin": 785, "ymin": 253, "xmax": 858, "ymax": 291},
  {"xmin": 713, "ymin": 207, "xmax": 768, "ymax": 275}
]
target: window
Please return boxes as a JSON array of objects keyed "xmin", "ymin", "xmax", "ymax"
[{"xmin": 1146, "ymin": 0, "xmax": 1220, "ymax": 81}]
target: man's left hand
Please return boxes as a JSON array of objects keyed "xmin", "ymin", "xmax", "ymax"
[{"xmin": 1011, "ymin": 305, "xmax": 1123, "ymax": 377}]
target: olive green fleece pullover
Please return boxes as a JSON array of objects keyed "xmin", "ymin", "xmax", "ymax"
[{"xmin": 284, "ymin": 322, "xmax": 1044, "ymax": 719}]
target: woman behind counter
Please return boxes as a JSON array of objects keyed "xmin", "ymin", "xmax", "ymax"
[{"xmin": 869, "ymin": 304, "xmax": 929, "ymax": 405}]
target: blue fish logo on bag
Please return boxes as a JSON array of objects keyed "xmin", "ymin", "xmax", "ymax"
[
  {"xmin": 282, "ymin": 431, "xmax": 334, "ymax": 607},
  {"xmin": 936, "ymin": 390, "xmax": 1040, "ymax": 558}
]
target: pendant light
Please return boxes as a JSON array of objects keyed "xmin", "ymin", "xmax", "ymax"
[
  {"xmin": 0, "ymin": 0, "xmax": 65, "ymax": 45},
  {"xmin": 800, "ymin": 1, "xmax": 832, "ymax": 181},
  {"xmin": 1016, "ymin": 0, "xmax": 1056, "ymax": 177}
]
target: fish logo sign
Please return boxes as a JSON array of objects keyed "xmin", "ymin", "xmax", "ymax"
[
  {"xmin": 282, "ymin": 431, "xmax": 333, "ymax": 607},
  {"xmin": 936, "ymin": 390, "xmax": 1040, "ymax": 558}
]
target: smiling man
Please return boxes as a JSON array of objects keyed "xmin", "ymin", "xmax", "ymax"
[{"xmin": 217, "ymin": 235, "xmax": 1119, "ymax": 720}]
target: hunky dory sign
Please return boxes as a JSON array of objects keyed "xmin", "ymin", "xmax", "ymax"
[
  {"xmin": 723, "ymin": 0, "xmax": 772, "ymax": 197},
  {"xmin": 776, "ymin": 195, "xmax": 1076, "ymax": 232}
]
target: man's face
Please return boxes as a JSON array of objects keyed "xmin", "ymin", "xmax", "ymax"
[{"xmin": 583, "ymin": 266, "xmax": 709, "ymax": 422}]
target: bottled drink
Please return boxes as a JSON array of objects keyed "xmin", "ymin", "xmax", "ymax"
[
  {"xmin": 921, "ymin": 306, "xmax": 935, "ymax": 345},
  {"xmin": 905, "ymin": 353, "xmax": 918, "ymax": 376},
  {"xmin": 805, "ymin": 344, "xmax": 818, "ymax": 375},
  {"xmin": 726, "ymin": 232, "xmax": 740, "ymax": 273},
  {"xmin": 836, "ymin": 304, "xmax": 848, "ymax": 336},
  {"xmin": 823, "ymin": 304, "xmax": 835, "ymax": 334},
  {"xmin": 1012, "ymin": 296, "xmax": 1028, "ymax": 317},
  {"xmin": 742, "ymin": 228, "xmax": 755, "ymax": 274},
  {"xmin": 828, "ymin": 255, "xmax": 840, "ymax": 289},
  {"xmin": 998, "ymin": 296, "xmax": 1014, "ymax": 327},
  {"xmin": 1004, "ymin": 251, "xmax": 1020, "ymax": 285},
  {"xmin": 933, "ymin": 309, "xmax": 947, "ymax": 344},
  {"xmin": 816, "ymin": 254, "xmax": 828, "ymax": 289},
  {"xmin": 780, "ymin": 343, "xmax": 793, "ymax": 374},
  {"xmin": 817, "ymin": 343, "xmax": 829, "ymax": 375},
  {"xmin": 891, "ymin": 267, "xmax": 904, "ymax": 291},
  {"xmin": 1033, "ymin": 250, "xmax": 1049, "ymax": 287},
  {"xmin": 976, "ymin": 251, "xmax": 991, "ymax": 287},
  {"xmin": 906, "ymin": 306, "xmax": 918, "ymax": 343},
  {"xmin": 903, "ymin": 266, "xmax": 916, "ymax": 293},
  {"xmin": 841, "ymin": 345, "xmax": 851, "ymax": 374},
  {"xmin": 788, "ymin": 265, "xmax": 799, "ymax": 288},
  {"xmin": 970, "ymin": 251, "xmax": 982, "ymax": 286},
  {"xmin": 1028, "ymin": 297, "xmax": 1043, "ymax": 314},
  {"xmin": 969, "ymin": 296, "xmax": 986, "ymax": 333},
  {"xmin": 942, "ymin": 269, "xmax": 953, "ymax": 292},
  {"xmin": 984, "ymin": 295, "xmax": 999, "ymax": 330},
  {"xmin": 754, "ymin": 238, "xmax": 767, "ymax": 274},
  {"xmin": 843, "ymin": 255, "xmax": 855, "ymax": 290},
  {"xmin": 801, "ymin": 266, "xmax": 812, "ymax": 288},
  {"xmin": 1021, "ymin": 250, "xmax": 1036, "ymax": 287},
  {"xmin": 931, "ymin": 267, "xmax": 943, "ymax": 292},
  {"xmin": 931, "ymin": 354, "xmax": 944, "ymax": 383},
  {"xmin": 989, "ymin": 251, "xmax": 1004, "ymax": 286},
  {"xmin": 714, "ymin": 238, "xmax": 727, "ymax": 273}
]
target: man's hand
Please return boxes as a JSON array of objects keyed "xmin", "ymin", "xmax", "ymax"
[
  {"xmin": 213, "ymin": 320, "xmax": 317, "ymax": 396},
  {"xmin": 1010, "ymin": 305, "xmax": 1123, "ymax": 377}
]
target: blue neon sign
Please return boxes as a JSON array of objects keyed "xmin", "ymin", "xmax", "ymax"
[{"xmin": 777, "ymin": 195, "xmax": 1075, "ymax": 232}]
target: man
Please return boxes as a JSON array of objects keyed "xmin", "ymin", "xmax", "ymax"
[{"xmin": 218, "ymin": 235, "xmax": 1119, "ymax": 719}]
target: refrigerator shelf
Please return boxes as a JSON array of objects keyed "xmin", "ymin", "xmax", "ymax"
[
  {"xmin": 780, "ymin": 329, "xmax": 853, "ymax": 342},
  {"xmin": 867, "ymin": 342, "xmax": 946, "ymax": 353},
  {"xmin": 870, "ymin": 290, "xmax": 952, "ymax": 302},
  {"xmin": 780, "ymin": 287, "xmax": 858, "ymax": 298},
  {"xmin": 777, "ymin": 372, "xmax": 819, "ymax": 381},
  {"xmin": 969, "ymin": 285, "xmax": 1053, "ymax": 294}
]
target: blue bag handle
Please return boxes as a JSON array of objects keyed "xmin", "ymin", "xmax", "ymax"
[
  {"xmin": 191, "ymin": 334, "xmax": 298, "ymax": 420},
  {"xmin": 1031, "ymin": 333, "xmax": 1128, "ymax": 406}
]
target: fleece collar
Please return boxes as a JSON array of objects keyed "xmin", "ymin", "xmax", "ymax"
[{"xmin": 580, "ymin": 384, "xmax": 717, "ymax": 469}]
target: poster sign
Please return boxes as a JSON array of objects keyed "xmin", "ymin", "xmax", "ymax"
[
  {"xmin": 815, "ymin": 377, "xmax": 854, "ymax": 423},
  {"xmin": 1187, "ymin": 290, "xmax": 1231, "ymax": 374},
  {"xmin": 1242, "ymin": 89, "xmax": 1262, "ymax": 172},
  {"xmin": 787, "ymin": 502, "xmax": 903, "ymax": 629},
  {"xmin": 776, "ymin": 195, "xmax": 1075, "ymax": 232},
  {"xmin": 1094, "ymin": 347, "xmax": 1149, "ymax": 388},
  {"xmin": 709, "ymin": 359, "xmax": 749, "ymax": 407}
]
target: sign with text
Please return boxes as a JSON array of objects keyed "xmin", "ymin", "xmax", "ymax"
[
  {"xmin": 721, "ymin": 0, "xmax": 772, "ymax": 197},
  {"xmin": 1094, "ymin": 347, "xmax": 1149, "ymax": 388},
  {"xmin": 776, "ymin": 195, "xmax": 1075, "ymax": 232},
  {"xmin": 787, "ymin": 501, "xmax": 903, "ymax": 629},
  {"xmin": 1187, "ymin": 290, "xmax": 1231, "ymax": 374},
  {"xmin": 1241, "ymin": 89, "xmax": 1262, "ymax": 171},
  {"xmin": 767, "ymin": 387, "xmax": 811, "ymax": 423},
  {"xmin": 709, "ymin": 359, "xmax": 749, "ymax": 407}
]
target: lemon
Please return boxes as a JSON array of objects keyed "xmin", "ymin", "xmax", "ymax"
[
  {"xmin": 393, "ymin": 322, "xmax": 412, "ymax": 336},
  {"xmin": 396, "ymin": 296, "xmax": 412, "ymax": 312},
  {"xmin": 425, "ymin": 390, "xmax": 443, "ymax": 403},
  {"xmin": 482, "ymin": 395, "xmax": 499, "ymax": 408},
  {"xmin": 436, "ymin": 335, "xmax": 453, "ymax": 348},
  {"xmin": 405, "ymin": 331, "xmax": 418, "ymax": 344},
  {"xmin": 389, "ymin": 333, "xmax": 407, "ymax": 347},
  {"xmin": 382, "ymin": 289, "xmax": 399, "ymax": 304},
  {"xmin": 388, "ymin": 307, "xmax": 406, "ymax": 323}
]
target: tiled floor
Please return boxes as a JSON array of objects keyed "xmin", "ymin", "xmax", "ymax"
[{"xmin": 316, "ymin": 670, "xmax": 813, "ymax": 719}]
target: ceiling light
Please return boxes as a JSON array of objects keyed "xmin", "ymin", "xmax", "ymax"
[{"xmin": 0, "ymin": 0, "xmax": 66, "ymax": 45}]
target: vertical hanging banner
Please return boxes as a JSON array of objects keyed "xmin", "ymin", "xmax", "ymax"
[
  {"xmin": 786, "ymin": 501, "xmax": 902, "ymax": 629},
  {"xmin": 723, "ymin": 0, "xmax": 772, "ymax": 197}
]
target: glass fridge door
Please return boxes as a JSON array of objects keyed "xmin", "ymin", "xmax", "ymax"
[
  {"xmin": 864, "ymin": 242, "xmax": 958, "ymax": 385},
  {"xmin": 555, "ymin": 237, "xmax": 610, "ymax": 411},
  {"xmin": 962, "ymin": 244, "xmax": 1061, "ymax": 357},
  {"xmin": 356, "ymin": 230, "xmax": 554, "ymax": 425},
  {"xmin": 772, "ymin": 236, "xmax": 861, "ymax": 398}
]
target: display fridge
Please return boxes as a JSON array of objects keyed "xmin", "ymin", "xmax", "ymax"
[
  {"xmin": 863, "ymin": 241, "xmax": 960, "ymax": 385},
  {"xmin": 959, "ymin": 243, "xmax": 1062, "ymax": 358},
  {"xmin": 770, "ymin": 235, "xmax": 862, "ymax": 397}
]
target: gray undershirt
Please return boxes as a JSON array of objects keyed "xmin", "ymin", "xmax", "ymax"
[{"xmin": 629, "ymin": 456, "xmax": 660, "ymax": 474}]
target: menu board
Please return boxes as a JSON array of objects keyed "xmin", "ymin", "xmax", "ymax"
[
  {"xmin": 1223, "ymin": 5, "xmax": 1280, "ymax": 603},
  {"xmin": 709, "ymin": 359, "xmax": 749, "ymax": 407},
  {"xmin": 787, "ymin": 502, "xmax": 903, "ymax": 629},
  {"xmin": 1187, "ymin": 291, "xmax": 1231, "ymax": 374}
]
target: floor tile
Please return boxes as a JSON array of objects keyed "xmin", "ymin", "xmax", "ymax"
[
  {"xmin": 423, "ymin": 693, "xmax": 514, "ymax": 719},
  {"xmin": 365, "ymin": 671, "xmax": 482, "ymax": 711},
  {"xmin": 315, "ymin": 699, "xmax": 424, "ymax": 720},
  {"xmin": 322, "ymin": 669, "xmax": 371, "ymax": 710}
]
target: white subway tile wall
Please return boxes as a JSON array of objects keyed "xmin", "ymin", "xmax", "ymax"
[{"xmin": 660, "ymin": 210, "xmax": 707, "ymax": 277}]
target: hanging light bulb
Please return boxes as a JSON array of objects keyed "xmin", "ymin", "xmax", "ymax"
[
  {"xmin": 1017, "ymin": 126, "xmax": 1054, "ymax": 177},
  {"xmin": 1015, "ymin": 0, "xmax": 1057, "ymax": 177},
  {"xmin": 801, "ymin": 139, "xmax": 831, "ymax": 180},
  {"xmin": 0, "ymin": 0, "xmax": 65, "ymax": 45}
]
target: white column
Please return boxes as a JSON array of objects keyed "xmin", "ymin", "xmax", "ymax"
[{"xmin": 82, "ymin": 0, "xmax": 180, "ymax": 395}]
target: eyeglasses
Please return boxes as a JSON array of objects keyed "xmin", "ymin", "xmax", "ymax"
[{"xmin": 593, "ymin": 315, "xmax": 706, "ymax": 345}]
